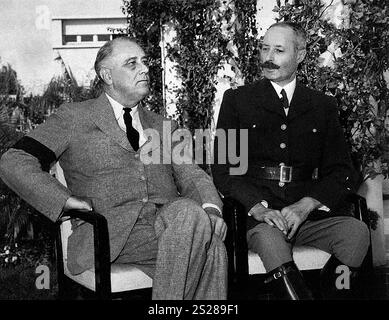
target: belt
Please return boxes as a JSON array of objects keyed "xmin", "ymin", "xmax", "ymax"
[{"xmin": 257, "ymin": 165, "xmax": 318, "ymax": 183}]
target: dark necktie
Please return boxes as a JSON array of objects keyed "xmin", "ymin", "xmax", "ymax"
[
  {"xmin": 123, "ymin": 108, "xmax": 140, "ymax": 151},
  {"xmin": 280, "ymin": 89, "xmax": 289, "ymax": 109}
]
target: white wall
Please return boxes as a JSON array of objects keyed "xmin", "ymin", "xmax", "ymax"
[{"xmin": 0, "ymin": 0, "xmax": 125, "ymax": 94}]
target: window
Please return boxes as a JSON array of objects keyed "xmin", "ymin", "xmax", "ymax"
[
  {"xmin": 81, "ymin": 34, "xmax": 93, "ymax": 42},
  {"xmin": 64, "ymin": 35, "xmax": 77, "ymax": 43},
  {"xmin": 97, "ymin": 34, "xmax": 111, "ymax": 41},
  {"xmin": 61, "ymin": 18, "xmax": 126, "ymax": 46},
  {"xmin": 112, "ymin": 34, "xmax": 126, "ymax": 40}
]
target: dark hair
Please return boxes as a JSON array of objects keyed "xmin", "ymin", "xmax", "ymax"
[
  {"xmin": 268, "ymin": 21, "xmax": 307, "ymax": 50},
  {"xmin": 94, "ymin": 36, "xmax": 139, "ymax": 82}
]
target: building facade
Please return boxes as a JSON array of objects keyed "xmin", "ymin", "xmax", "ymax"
[{"xmin": 0, "ymin": 0, "xmax": 126, "ymax": 94}]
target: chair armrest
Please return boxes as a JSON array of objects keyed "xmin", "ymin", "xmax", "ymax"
[
  {"xmin": 222, "ymin": 197, "xmax": 249, "ymax": 281},
  {"xmin": 56, "ymin": 210, "xmax": 111, "ymax": 297},
  {"xmin": 344, "ymin": 194, "xmax": 373, "ymax": 270},
  {"xmin": 344, "ymin": 193, "xmax": 369, "ymax": 225},
  {"xmin": 223, "ymin": 193, "xmax": 373, "ymax": 278}
]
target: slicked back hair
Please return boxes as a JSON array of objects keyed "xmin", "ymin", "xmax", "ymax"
[
  {"xmin": 94, "ymin": 36, "xmax": 139, "ymax": 83},
  {"xmin": 268, "ymin": 22, "xmax": 307, "ymax": 51}
]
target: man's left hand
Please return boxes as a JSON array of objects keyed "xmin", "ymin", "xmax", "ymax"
[
  {"xmin": 204, "ymin": 207, "xmax": 227, "ymax": 241},
  {"xmin": 281, "ymin": 197, "xmax": 321, "ymax": 240}
]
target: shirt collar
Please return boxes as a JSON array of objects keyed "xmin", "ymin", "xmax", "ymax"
[
  {"xmin": 270, "ymin": 78, "xmax": 296, "ymax": 104},
  {"xmin": 105, "ymin": 93, "xmax": 138, "ymax": 121}
]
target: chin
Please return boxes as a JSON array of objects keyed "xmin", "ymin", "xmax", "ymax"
[
  {"xmin": 264, "ymin": 70, "xmax": 277, "ymax": 78},
  {"xmin": 264, "ymin": 75, "xmax": 279, "ymax": 82},
  {"xmin": 137, "ymin": 89, "xmax": 150, "ymax": 100}
]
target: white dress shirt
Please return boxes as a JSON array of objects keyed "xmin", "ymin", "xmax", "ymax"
[
  {"xmin": 270, "ymin": 78, "xmax": 296, "ymax": 116},
  {"xmin": 105, "ymin": 93, "xmax": 222, "ymax": 216},
  {"xmin": 105, "ymin": 93, "xmax": 147, "ymax": 146}
]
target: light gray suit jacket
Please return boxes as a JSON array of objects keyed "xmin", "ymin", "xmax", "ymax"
[{"xmin": 0, "ymin": 93, "xmax": 223, "ymax": 274}]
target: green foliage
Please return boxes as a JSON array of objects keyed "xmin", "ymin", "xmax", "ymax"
[
  {"xmin": 165, "ymin": 0, "xmax": 230, "ymax": 131},
  {"xmin": 123, "ymin": 0, "xmax": 232, "ymax": 131},
  {"xmin": 366, "ymin": 208, "xmax": 379, "ymax": 231},
  {"xmin": 0, "ymin": 65, "xmax": 103, "ymax": 243},
  {"xmin": 275, "ymin": 0, "xmax": 389, "ymax": 179},
  {"xmin": 123, "ymin": 0, "xmax": 388, "ymax": 179},
  {"xmin": 122, "ymin": 0, "xmax": 167, "ymax": 115},
  {"xmin": 0, "ymin": 94, "xmax": 28, "ymax": 243},
  {"xmin": 233, "ymin": 0, "xmax": 261, "ymax": 84},
  {"xmin": 0, "ymin": 243, "xmax": 21, "ymax": 268},
  {"xmin": 0, "ymin": 63, "xmax": 23, "ymax": 96}
]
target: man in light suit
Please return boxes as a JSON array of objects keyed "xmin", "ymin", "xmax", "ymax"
[
  {"xmin": 212, "ymin": 22, "xmax": 369, "ymax": 299},
  {"xmin": 0, "ymin": 37, "xmax": 228, "ymax": 300}
]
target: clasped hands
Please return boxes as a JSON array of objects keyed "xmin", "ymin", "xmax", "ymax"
[{"xmin": 248, "ymin": 197, "xmax": 321, "ymax": 240}]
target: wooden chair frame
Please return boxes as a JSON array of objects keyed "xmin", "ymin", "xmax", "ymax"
[
  {"xmin": 55, "ymin": 209, "xmax": 152, "ymax": 300},
  {"xmin": 222, "ymin": 194, "xmax": 373, "ymax": 299}
]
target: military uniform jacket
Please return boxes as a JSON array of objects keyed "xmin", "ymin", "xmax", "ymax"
[
  {"xmin": 212, "ymin": 79, "xmax": 356, "ymax": 230},
  {"xmin": 0, "ymin": 93, "xmax": 223, "ymax": 274}
]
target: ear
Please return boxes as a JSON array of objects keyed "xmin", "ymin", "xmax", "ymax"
[
  {"xmin": 297, "ymin": 48, "xmax": 306, "ymax": 64},
  {"xmin": 99, "ymin": 67, "xmax": 112, "ymax": 85}
]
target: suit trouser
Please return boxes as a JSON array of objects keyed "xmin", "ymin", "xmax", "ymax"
[
  {"xmin": 247, "ymin": 216, "xmax": 370, "ymax": 272},
  {"xmin": 114, "ymin": 198, "xmax": 228, "ymax": 300}
]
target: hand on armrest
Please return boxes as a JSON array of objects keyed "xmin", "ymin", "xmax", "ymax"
[
  {"xmin": 63, "ymin": 196, "xmax": 93, "ymax": 212},
  {"xmin": 204, "ymin": 207, "xmax": 227, "ymax": 241}
]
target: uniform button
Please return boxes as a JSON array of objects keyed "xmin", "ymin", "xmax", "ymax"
[
  {"xmin": 280, "ymin": 143, "xmax": 286, "ymax": 149},
  {"xmin": 279, "ymin": 162, "xmax": 285, "ymax": 166},
  {"xmin": 134, "ymin": 154, "xmax": 140, "ymax": 159},
  {"xmin": 140, "ymin": 175, "xmax": 146, "ymax": 181},
  {"xmin": 142, "ymin": 197, "xmax": 148, "ymax": 203},
  {"xmin": 279, "ymin": 182, "xmax": 285, "ymax": 187},
  {"xmin": 281, "ymin": 124, "xmax": 287, "ymax": 130}
]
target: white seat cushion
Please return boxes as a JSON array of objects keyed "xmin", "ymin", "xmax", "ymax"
[
  {"xmin": 56, "ymin": 163, "xmax": 152, "ymax": 292},
  {"xmin": 64, "ymin": 261, "xmax": 153, "ymax": 292},
  {"xmin": 60, "ymin": 217, "xmax": 152, "ymax": 293},
  {"xmin": 248, "ymin": 246, "xmax": 331, "ymax": 275}
]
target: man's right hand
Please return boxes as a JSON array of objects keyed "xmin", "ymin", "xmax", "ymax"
[
  {"xmin": 248, "ymin": 203, "xmax": 288, "ymax": 235},
  {"xmin": 63, "ymin": 196, "xmax": 93, "ymax": 212}
]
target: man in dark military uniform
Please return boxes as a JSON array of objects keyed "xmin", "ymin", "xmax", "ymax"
[{"xmin": 212, "ymin": 22, "xmax": 369, "ymax": 299}]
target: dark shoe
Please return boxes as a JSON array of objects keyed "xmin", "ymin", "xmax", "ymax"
[
  {"xmin": 320, "ymin": 255, "xmax": 362, "ymax": 300},
  {"xmin": 265, "ymin": 261, "xmax": 314, "ymax": 300}
]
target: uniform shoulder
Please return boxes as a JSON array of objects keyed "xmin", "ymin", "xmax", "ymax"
[
  {"xmin": 301, "ymin": 85, "xmax": 337, "ymax": 107},
  {"xmin": 301, "ymin": 84, "xmax": 332, "ymax": 99},
  {"xmin": 223, "ymin": 80, "xmax": 263, "ymax": 97}
]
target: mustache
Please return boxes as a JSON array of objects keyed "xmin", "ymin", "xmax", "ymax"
[{"xmin": 261, "ymin": 61, "xmax": 280, "ymax": 69}]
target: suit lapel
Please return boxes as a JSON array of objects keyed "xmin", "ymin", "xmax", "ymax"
[
  {"xmin": 287, "ymin": 82, "xmax": 312, "ymax": 121},
  {"xmin": 138, "ymin": 105, "xmax": 161, "ymax": 133},
  {"xmin": 137, "ymin": 104, "xmax": 164, "ymax": 151},
  {"xmin": 253, "ymin": 79, "xmax": 286, "ymax": 118},
  {"xmin": 91, "ymin": 93, "xmax": 132, "ymax": 152}
]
